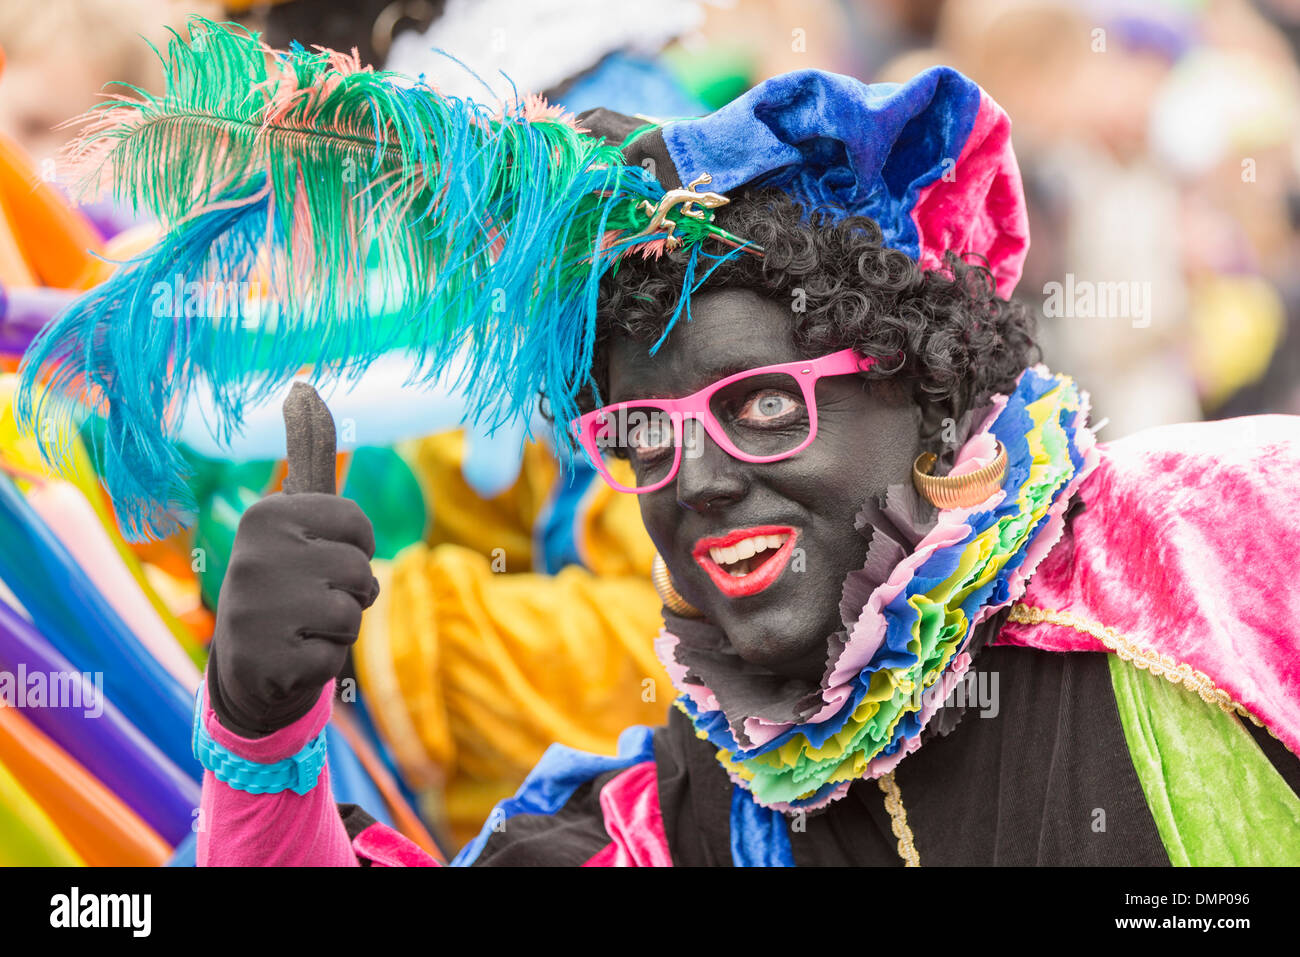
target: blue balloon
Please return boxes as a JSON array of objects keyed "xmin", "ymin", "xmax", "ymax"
[
  {"xmin": 0, "ymin": 474, "xmax": 197, "ymax": 777},
  {"xmin": 0, "ymin": 598, "xmax": 200, "ymax": 845}
]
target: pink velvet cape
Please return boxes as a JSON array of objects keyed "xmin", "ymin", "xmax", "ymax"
[
  {"xmin": 1001, "ymin": 414, "xmax": 1300, "ymax": 756},
  {"xmin": 197, "ymin": 414, "xmax": 1300, "ymax": 865}
]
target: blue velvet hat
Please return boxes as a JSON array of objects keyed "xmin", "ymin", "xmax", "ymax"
[{"xmin": 583, "ymin": 65, "xmax": 1029, "ymax": 297}]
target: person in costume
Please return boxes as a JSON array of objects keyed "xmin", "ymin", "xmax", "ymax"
[
  {"xmin": 17, "ymin": 20, "xmax": 1300, "ymax": 865},
  {"xmin": 192, "ymin": 0, "xmax": 711, "ymax": 849}
]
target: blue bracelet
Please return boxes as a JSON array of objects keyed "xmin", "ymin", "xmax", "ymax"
[{"xmin": 191, "ymin": 686, "xmax": 328, "ymax": 796}]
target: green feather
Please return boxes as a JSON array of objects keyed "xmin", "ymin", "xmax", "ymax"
[{"xmin": 18, "ymin": 16, "xmax": 672, "ymax": 538}]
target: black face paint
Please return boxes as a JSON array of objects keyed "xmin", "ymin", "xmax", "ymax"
[{"xmin": 608, "ymin": 287, "xmax": 924, "ymax": 682}]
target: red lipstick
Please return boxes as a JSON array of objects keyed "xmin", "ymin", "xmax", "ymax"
[{"xmin": 692, "ymin": 525, "xmax": 798, "ymax": 598}]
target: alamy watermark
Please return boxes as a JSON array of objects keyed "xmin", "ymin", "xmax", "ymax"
[
  {"xmin": 891, "ymin": 668, "xmax": 1000, "ymax": 720},
  {"xmin": 149, "ymin": 274, "xmax": 266, "ymax": 322},
  {"xmin": 1043, "ymin": 274, "xmax": 1152, "ymax": 328},
  {"xmin": 49, "ymin": 888, "xmax": 150, "ymax": 937},
  {"xmin": 589, "ymin": 407, "xmax": 706, "ymax": 459},
  {"xmin": 0, "ymin": 666, "xmax": 104, "ymax": 718}
]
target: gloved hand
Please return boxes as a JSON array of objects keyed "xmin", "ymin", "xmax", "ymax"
[{"xmin": 206, "ymin": 383, "xmax": 379, "ymax": 738}]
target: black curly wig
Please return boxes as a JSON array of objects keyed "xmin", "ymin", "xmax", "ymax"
[{"xmin": 585, "ymin": 188, "xmax": 1039, "ymax": 442}]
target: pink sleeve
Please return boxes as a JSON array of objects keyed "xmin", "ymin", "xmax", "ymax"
[{"xmin": 197, "ymin": 676, "xmax": 359, "ymax": 867}]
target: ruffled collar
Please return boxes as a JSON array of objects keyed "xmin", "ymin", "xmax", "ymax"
[{"xmin": 654, "ymin": 365, "xmax": 1100, "ymax": 811}]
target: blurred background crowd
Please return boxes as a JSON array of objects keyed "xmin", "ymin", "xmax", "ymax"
[{"xmin": 0, "ymin": 0, "xmax": 1296, "ymax": 865}]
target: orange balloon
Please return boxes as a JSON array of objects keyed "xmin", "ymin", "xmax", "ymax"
[
  {"xmin": 0, "ymin": 186, "xmax": 36, "ymax": 287},
  {"xmin": 0, "ymin": 133, "xmax": 106, "ymax": 290},
  {"xmin": 0, "ymin": 705, "xmax": 173, "ymax": 866}
]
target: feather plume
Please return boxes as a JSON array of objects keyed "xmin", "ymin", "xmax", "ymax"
[{"xmin": 17, "ymin": 17, "xmax": 667, "ymax": 539}]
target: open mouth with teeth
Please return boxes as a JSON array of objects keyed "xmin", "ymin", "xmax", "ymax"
[
  {"xmin": 709, "ymin": 533, "xmax": 789, "ymax": 576},
  {"xmin": 692, "ymin": 526, "xmax": 797, "ymax": 598}
]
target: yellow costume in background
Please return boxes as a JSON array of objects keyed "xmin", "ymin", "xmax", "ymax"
[{"xmin": 355, "ymin": 431, "xmax": 670, "ymax": 849}]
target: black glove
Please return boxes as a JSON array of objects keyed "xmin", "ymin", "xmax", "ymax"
[
  {"xmin": 208, "ymin": 492, "xmax": 379, "ymax": 737},
  {"xmin": 207, "ymin": 383, "xmax": 379, "ymax": 738}
]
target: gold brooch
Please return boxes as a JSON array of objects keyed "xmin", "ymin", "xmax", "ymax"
[{"xmin": 627, "ymin": 173, "xmax": 730, "ymax": 251}]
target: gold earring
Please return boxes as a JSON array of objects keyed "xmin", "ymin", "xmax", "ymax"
[
  {"xmin": 912, "ymin": 440, "xmax": 1008, "ymax": 509},
  {"xmin": 652, "ymin": 554, "xmax": 702, "ymax": 618}
]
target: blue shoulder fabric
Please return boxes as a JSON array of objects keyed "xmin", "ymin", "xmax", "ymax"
[
  {"xmin": 661, "ymin": 67, "xmax": 981, "ymax": 260},
  {"xmin": 452, "ymin": 724, "xmax": 656, "ymax": 866},
  {"xmin": 730, "ymin": 786, "xmax": 795, "ymax": 867}
]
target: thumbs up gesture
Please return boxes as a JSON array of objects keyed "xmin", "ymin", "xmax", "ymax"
[{"xmin": 207, "ymin": 384, "xmax": 380, "ymax": 738}]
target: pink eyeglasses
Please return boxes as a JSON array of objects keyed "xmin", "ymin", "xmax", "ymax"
[{"xmin": 570, "ymin": 348, "xmax": 876, "ymax": 493}]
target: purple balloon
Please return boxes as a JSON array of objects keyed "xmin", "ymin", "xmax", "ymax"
[
  {"xmin": 0, "ymin": 285, "xmax": 78, "ymax": 354},
  {"xmin": 0, "ymin": 598, "xmax": 199, "ymax": 845}
]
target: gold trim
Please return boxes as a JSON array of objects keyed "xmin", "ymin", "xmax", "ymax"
[
  {"xmin": 913, "ymin": 441, "xmax": 1008, "ymax": 510},
  {"xmin": 1007, "ymin": 603, "xmax": 1291, "ymax": 751},
  {"xmin": 877, "ymin": 772, "xmax": 920, "ymax": 867}
]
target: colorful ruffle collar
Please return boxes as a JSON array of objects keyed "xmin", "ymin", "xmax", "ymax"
[{"xmin": 655, "ymin": 365, "xmax": 1100, "ymax": 811}]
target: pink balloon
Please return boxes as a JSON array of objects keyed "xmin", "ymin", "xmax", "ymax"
[{"xmin": 26, "ymin": 482, "xmax": 200, "ymax": 693}]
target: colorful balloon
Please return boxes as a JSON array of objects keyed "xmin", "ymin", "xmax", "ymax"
[
  {"xmin": 0, "ymin": 704, "xmax": 172, "ymax": 865},
  {"xmin": 27, "ymin": 481, "xmax": 201, "ymax": 693},
  {"xmin": 0, "ymin": 756, "xmax": 82, "ymax": 866},
  {"xmin": 176, "ymin": 352, "xmax": 530, "ymax": 497},
  {"xmin": 0, "ymin": 597, "xmax": 199, "ymax": 845},
  {"xmin": 0, "ymin": 474, "xmax": 196, "ymax": 774}
]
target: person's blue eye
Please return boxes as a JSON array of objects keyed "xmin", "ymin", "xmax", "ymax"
[
  {"xmin": 736, "ymin": 390, "xmax": 803, "ymax": 426},
  {"xmin": 629, "ymin": 421, "xmax": 671, "ymax": 449},
  {"xmin": 627, "ymin": 416, "xmax": 674, "ymax": 466}
]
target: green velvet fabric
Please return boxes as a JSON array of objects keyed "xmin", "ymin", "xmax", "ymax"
[{"xmin": 1109, "ymin": 655, "xmax": 1300, "ymax": 865}]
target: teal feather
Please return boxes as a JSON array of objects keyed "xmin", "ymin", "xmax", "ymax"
[{"xmin": 16, "ymin": 17, "xmax": 664, "ymax": 539}]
